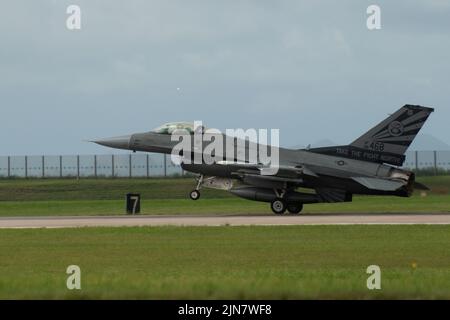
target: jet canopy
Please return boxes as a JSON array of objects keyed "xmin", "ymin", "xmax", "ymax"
[{"xmin": 151, "ymin": 122, "xmax": 206, "ymax": 135}]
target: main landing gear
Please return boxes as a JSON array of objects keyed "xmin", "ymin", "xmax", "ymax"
[
  {"xmin": 270, "ymin": 199, "xmax": 286, "ymax": 214},
  {"xmin": 286, "ymin": 203, "xmax": 303, "ymax": 214},
  {"xmin": 189, "ymin": 177, "xmax": 304, "ymax": 215},
  {"xmin": 270, "ymin": 199, "xmax": 303, "ymax": 215},
  {"xmin": 189, "ymin": 175, "xmax": 203, "ymax": 200}
]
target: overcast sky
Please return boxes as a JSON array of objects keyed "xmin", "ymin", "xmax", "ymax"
[{"xmin": 1, "ymin": 0, "xmax": 449, "ymax": 155}]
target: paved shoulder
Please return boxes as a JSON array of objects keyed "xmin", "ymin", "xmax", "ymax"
[{"xmin": 1, "ymin": 214, "xmax": 450, "ymax": 228}]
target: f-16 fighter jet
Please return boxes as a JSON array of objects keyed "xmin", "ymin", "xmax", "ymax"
[{"xmin": 92, "ymin": 105, "xmax": 433, "ymax": 214}]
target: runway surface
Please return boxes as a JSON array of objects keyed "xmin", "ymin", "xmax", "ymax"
[{"xmin": 1, "ymin": 214, "xmax": 450, "ymax": 228}]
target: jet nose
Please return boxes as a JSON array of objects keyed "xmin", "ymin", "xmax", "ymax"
[{"xmin": 91, "ymin": 135, "xmax": 132, "ymax": 150}]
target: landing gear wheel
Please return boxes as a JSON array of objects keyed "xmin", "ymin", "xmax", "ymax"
[
  {"xmin": 287, "ymin": 203, "xmax": 303, "ymax": 214},
  {"xmin": 189, "ymin": 190, "xmax": 200, "ymax": 200},
  {"xmin": 270, "ymin": 199, "xmax": 287, "ymax": 215}
]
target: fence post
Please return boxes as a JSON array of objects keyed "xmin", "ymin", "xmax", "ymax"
[
  {"xmin": 434, "ymin": 150, "xmax": 438, "ymax": 176},
  {"xmin": 415, "ymin": 150, "xmax": 419, "ymax": 171},
  {"xmin": 77, "ymin": 155, "xmax": 80, "ymax": 180},
  {"xmin": 42, "ymin": 155, "xmax": 45, "ymax": 178},
  {"xmin": 129, "ymin": 154, "xmax": 132, "ymax": 178},
  {"xmin": 163, "ymin": 154, "xmax": 167, "ymax": 177},
  {"xmin": 112, "ymin": 154, "xmax": 115, "ymax": 178},
  {"xmin": 59, "ymin": 155, "xmax": 63, "ymax": 178},
  {"xmin": 24, "ymin": 156, "xmax": 28, "ymax": 178},
  {"xmin": 146, "ymin": 154, "xmax": 149, "ymax": 178},
  {"xmin": 94, "ymin": 155, "xmax": 97, "ymax": 178},
  {"xmin": 7, "ymin": 156, "xmax": 10, "ymax": 178}
]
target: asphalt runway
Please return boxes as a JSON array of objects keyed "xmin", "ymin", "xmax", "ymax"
[{"xmin": 1, "ymin": 214, "xmax": 450, "ymax": 229}]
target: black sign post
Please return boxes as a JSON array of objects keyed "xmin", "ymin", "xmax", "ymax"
[{"xmin": 126, "ymin": 193, "xmax": 141, "ymax": 215}]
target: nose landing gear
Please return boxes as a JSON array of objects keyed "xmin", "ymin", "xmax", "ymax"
[
  {"xmin": 189, "ymin": 190, "xmax": 201, "ymax": 200},
  {"xmin": 189, "ymin": 175, "xmax": 204, "ymax": 200}
]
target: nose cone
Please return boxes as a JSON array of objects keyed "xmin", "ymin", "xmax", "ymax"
[{"xmin": 91, "ymin": 135, "xmax": 132, "ymax": 150}]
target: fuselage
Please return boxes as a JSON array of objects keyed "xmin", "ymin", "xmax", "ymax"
[
  {"xmin": 92, "ymin": 105, "xmax": 433, "ymax": 214},
  {"xmin": 125, "ymin": 131, "xmax": 414, "ymax": 197}
]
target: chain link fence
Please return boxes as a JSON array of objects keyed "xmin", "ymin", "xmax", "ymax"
[
  {"xmin": 403, "ymin": 150, "xmax": 450, "ymax": 174},
  {"xmin": 0, "ymin": 151, "xmax": 449, "ymax": 179},
  {"xmin": 0, "ymin": 154, "xmax": 183, "ymax": 178}
]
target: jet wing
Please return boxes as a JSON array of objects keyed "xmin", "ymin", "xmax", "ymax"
[
  {"xmin": 316, "ymin": 188, "xmax": 353, "ymax": 203},
  {"xmin": 351, "ymin": 177, "xmax": 405, "ymax": 191},
  {"xmin": 216, "ymin": 161, "xmax": 318, "ymax": 179},
  {"xmin": 230, "ymin": 172, "xmax": 303, "ymax": 183}
]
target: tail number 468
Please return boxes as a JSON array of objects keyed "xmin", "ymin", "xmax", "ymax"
[{"xmin": 366, "ymin": 141, "xmax": 385, "ymax": 152}]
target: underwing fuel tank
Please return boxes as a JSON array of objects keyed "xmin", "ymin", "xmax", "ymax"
[{"xmin": 230, "ymin": 186, "xmax": 319, "ymax": 204}]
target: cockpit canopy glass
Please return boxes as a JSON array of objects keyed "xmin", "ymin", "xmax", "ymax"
[{"xmin": 151, "ymin": 122, "xmax": 197, "ymax": 135}]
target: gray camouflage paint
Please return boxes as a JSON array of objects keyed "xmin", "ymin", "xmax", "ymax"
[{"xmin": 93, "ymin": 105, "xmax": 433, "ymax": 209}]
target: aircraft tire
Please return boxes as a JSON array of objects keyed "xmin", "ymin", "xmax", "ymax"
[
  {"xmin": 270, "ymin": 199, "xmax": 287, "ymax": 215},
  {"xmin": 287, "ymin": 203, "xmax": 303, "ymax": 214},
  {"xmin": 189, "ymin": 190, "xmax": 200, "ymax": 200}
]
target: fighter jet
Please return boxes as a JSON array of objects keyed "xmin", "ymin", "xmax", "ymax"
[{"xmin": 92, "ymin": 104, "xmax": 434, "ymax": 214}]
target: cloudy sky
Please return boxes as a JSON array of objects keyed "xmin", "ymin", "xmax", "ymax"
[{"xmin": 1, "ymin": 0, "xmax": 449, "ymax": 155}]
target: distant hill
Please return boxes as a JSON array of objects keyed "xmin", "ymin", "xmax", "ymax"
[{"xmin": 409, "ymin": 134, "xmax": 450, "ymax": 151}]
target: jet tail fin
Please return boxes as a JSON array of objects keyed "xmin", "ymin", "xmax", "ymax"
[
  {"xmin": 309, "ymin": 105, "xmax": 434, "ymax": 166},
  {"xmin": 350, "ymin": 104, "xmax": 434, "ymax": 157}
]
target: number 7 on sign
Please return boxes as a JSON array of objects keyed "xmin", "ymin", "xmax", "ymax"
[{"xmin": 130, "ymin": 196, "xmax": 139, "ymax": 214}]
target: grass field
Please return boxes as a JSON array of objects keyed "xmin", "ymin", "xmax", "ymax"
[
  {"xmin": 0, "ymin": 176, "xmax": 449, "ymax": 216},
  {"xmin": 0, "ymin": 177, "xmax": 449, "ymax": 300},
  {"xmin": 1, "ymin": 225, "xmax": 450, "ymax": 299}
]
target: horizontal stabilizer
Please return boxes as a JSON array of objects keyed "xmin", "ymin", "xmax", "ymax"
[
  {"xmin": 414, "ymin": 181, "xmax": 430, "ymax": 191},
  {"xmin": 351, "ymin": 177, "xmax": 405, "ymax": 191}
]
